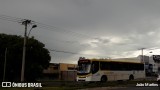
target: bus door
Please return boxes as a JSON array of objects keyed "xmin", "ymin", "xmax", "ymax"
[{"xmin": 91, "ymin": 61, "xmax": 100, "ymax": 81}]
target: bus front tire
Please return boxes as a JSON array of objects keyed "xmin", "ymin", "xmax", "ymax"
[
  {"xmin": 101, "ymin": 75, "xmax": 107, "ymax": 82},
  {"xmin": 129, "ymin": 75, "xmax": 134, "ymax": 80}
]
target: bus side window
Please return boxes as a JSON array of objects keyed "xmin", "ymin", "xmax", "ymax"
[
  {"xmin": 100, "ymin": 62, "xmax": 109, "ymax": 70},
  {"xmin": 92, "ymin": 61, "xmax": 99, "ymax": 74}
]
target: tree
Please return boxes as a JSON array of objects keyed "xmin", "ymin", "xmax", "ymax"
[{"xmin": 0, "ymin": 33, "xmax": 51, "ymax": 82}]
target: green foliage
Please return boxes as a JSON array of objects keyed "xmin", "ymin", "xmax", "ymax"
[{"xmin": 0, "ymin": 33, "xmax": 51, "ymax": 82}]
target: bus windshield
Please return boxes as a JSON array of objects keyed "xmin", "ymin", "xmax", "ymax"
[{"xmin": 78, "ymin": 63, "xmax": 91, "ymax": 73}]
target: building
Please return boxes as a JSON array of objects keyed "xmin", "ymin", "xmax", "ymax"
[
  {"xmin": 42, "ymin": 63, "xmax": 77, "ymax": 81},
  {"xmin": 139, "ymin": 55, "xmax": 160, "ymax": 76},
  {"xmin": 59, "ymin": 63, "xmax": 77, "ymax": 71},
  {"xmin": 43, "ymin": 63, "xmax": 59, "ymax": 80},
  {"xmin": 149, "ymin": 55, "xmax": 160, "ymax": 73}
]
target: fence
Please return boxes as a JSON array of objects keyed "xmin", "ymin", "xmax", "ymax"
[{"xmin": 61, "ymin": 71, "xmax": 77, "ymax": 81}]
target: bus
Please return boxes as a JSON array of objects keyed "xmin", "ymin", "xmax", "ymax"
[{"xmin": 77, "ymin": 57, "xmax": 145, "ymax": 82}]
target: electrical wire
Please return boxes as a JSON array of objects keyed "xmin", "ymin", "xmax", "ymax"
[
  {"xmin": 50, "ymin": 49, "xmax": 108, "ymax": 57},
  {"xmin": 0, "ymin": 14, "xmax": 95, "ymax": 49},
  {"xmin": 33, "ymin": 21, "xmax": 93, "ymax": 39},
  {"xmin": 0, "ymin": 14, "xmax": 23, "ymax": 23},
  {"xmin": 0, "ymin": 14, "xmax": 93, "ymax": 39},
  {"xmin": 0, "ymin": 15, "xmax": 107, "ymax": 58}
]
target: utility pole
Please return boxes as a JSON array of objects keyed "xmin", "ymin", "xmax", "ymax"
[
  {"xmin": 140, "ymin": 48, "xmax": 146, "ymax": 77},
  {"xmin": 139, "ymin": 48, "xmax": 145, "ymax": 63},
  {"xmin": 141, "ymin": 48, "xmax": 145, "ymax": 63},
  {"xmin": 21, "ymin": 20, "xmax": 31, "ymax": 82},
  {"xmin": 3, "ymin": 48, "xmax": 7, "ymax": 81}
]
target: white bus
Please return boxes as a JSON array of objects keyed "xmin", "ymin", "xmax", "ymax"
[{"xmin": 77, "ymin": 57, "xmax": 145, "ymax": 82}]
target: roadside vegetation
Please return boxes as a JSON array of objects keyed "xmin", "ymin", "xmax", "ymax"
[{"xmin": 0, "ymin": 34, "xmax": 51, "ymax": 82}]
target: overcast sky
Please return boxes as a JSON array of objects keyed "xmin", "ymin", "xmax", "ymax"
[{"xmin": 0, "ymin": 0, "xmax": 160, "ymax": 64}]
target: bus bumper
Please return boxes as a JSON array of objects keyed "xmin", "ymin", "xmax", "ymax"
[{"xmin": 77, "ymin": 76, "xmax": 92, "ymax": 81}]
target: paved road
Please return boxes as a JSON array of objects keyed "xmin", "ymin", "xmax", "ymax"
[
  {"xmin": 79, "ymin": 87, "xmax": 160, "ymax": 90},
  {"xmin": 118, "ymin": 87, "xmax": 159, "ymax": 90}
]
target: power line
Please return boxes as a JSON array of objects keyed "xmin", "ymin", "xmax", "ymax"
[
  {"xmin": 33, "ymin": 21, "xmax": 93, "ymax": 39},
  {"xmin": 0, "ymin": 15, "xmax": 104, "ymax": 58},
  {"xmin": 0, "ymin": 15, "xmax": 97, "ymax": 52},
  {"xmin": 50, "ymin": 49, "xmax": 78, "ymax": 54},
  {"xmin": 0, "ymin": 14, "xmax": 23, "ymax": 23},
  {"xmin": 0, "ymin": 14, "xmax": 93, "ymax": 39},
  {"xmin": 50, "ymin": 49, "xmax": 108, "ymax": 57}
]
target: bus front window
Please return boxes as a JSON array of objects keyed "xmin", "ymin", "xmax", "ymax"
[{"xmin": 78, "ymin": 63, "xmax": 91, "ymax": 73}]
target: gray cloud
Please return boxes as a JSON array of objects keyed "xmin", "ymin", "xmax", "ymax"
[{"xmin": 1, "ymin": 0, "xmax": 160, "ymax": 63}]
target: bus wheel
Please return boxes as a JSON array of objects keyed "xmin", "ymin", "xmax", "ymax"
[
  {"xmin": 129, "ymin": 75, "xmax": 134, "ymax": 80},
  {"xmin": 101, "ymin": 75, "xmax": 107, "ymax": 82}
]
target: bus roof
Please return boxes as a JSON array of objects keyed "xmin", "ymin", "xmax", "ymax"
[{"xmin": 79, "ymin": 58, "xmax": 143, "ymax": 64}]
